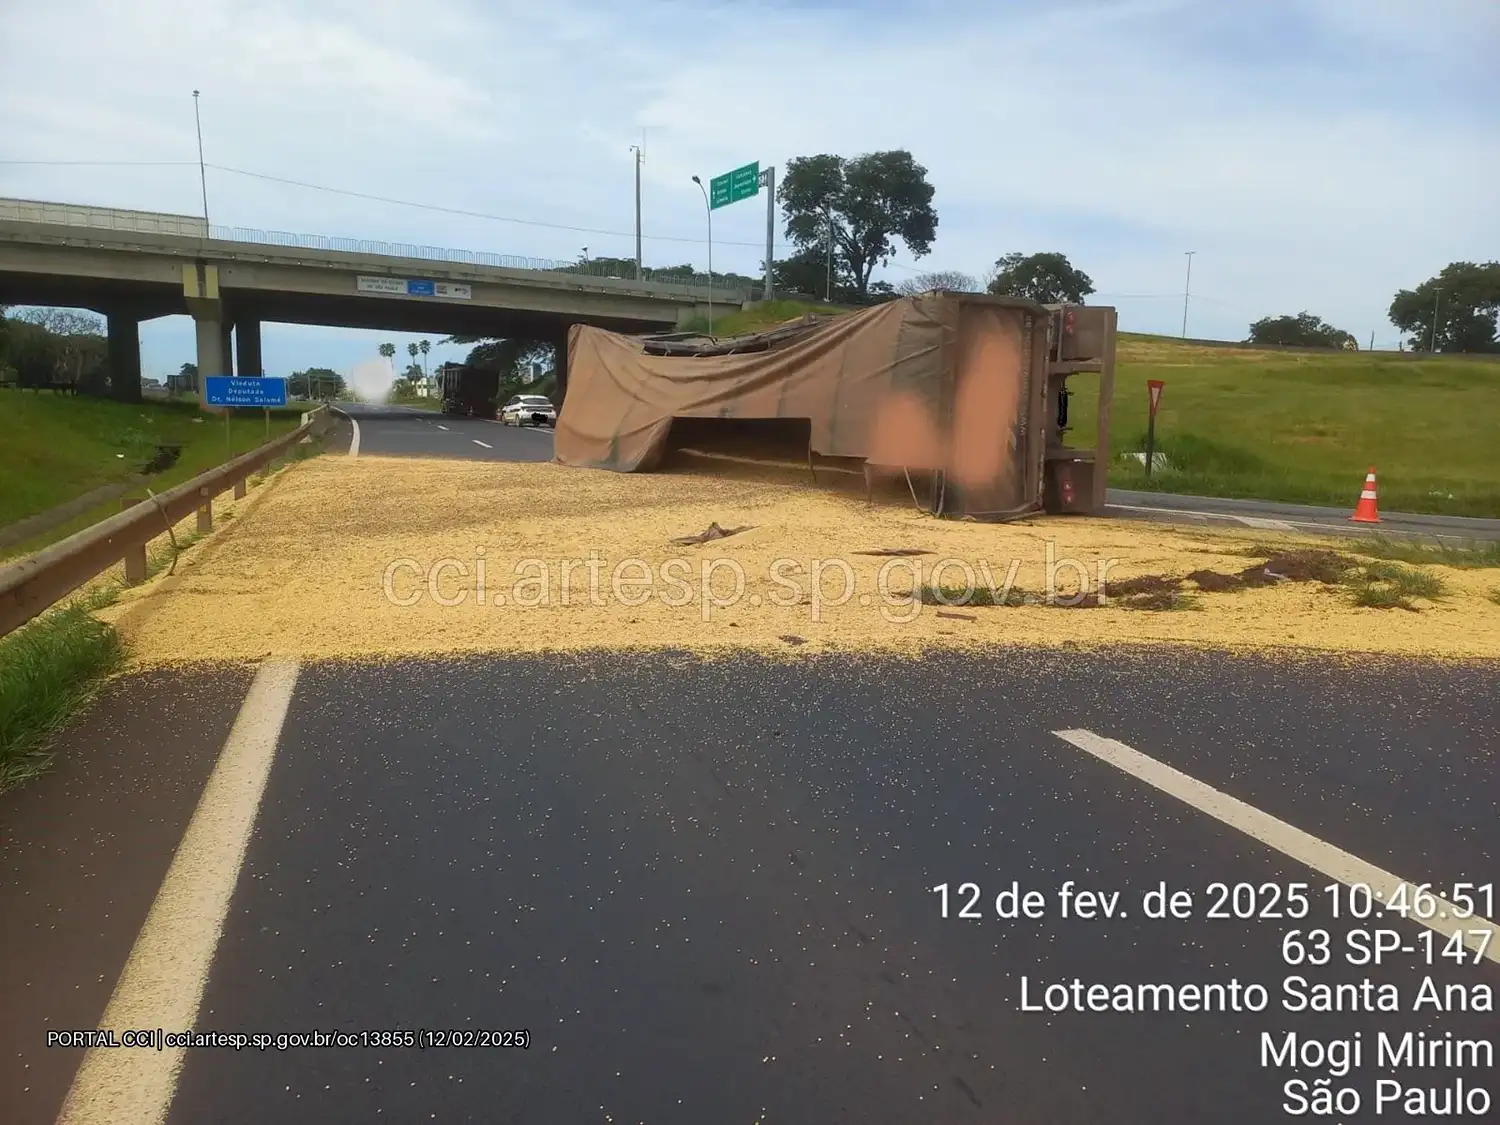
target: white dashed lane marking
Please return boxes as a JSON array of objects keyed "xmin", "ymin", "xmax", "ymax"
[{"xmin": 1052, "ymin": 729, "xmax": 1499, "ymax": 965}]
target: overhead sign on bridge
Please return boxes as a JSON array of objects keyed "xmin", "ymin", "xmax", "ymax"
[{"xmin": 357, "ymin": 275, "xmax": 471, "ymax": 300}]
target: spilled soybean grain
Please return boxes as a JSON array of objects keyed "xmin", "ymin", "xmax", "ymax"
[{"xmin": 93, "ymin": 456, "xmax": 1500, "ymax": 665}]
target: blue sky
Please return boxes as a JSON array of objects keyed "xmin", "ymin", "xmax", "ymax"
[{"xmin": 1, "ymin": 0, "xmax": 1496, "ymax": 382}]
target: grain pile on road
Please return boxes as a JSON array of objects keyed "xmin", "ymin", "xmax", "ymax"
[{"xmin": 95, "ymin": 454, "xmax": 1500, "ymax": 666}]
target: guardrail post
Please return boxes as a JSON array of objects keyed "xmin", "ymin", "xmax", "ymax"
[
  {"xmin": 197, "ymin": 490, "xmax": 213, "ymax": 533},
  {"xmin": 233, "ymin": 478, "xmax": 247, "ymax": 500},
  {"xmin": 120, "ymin": 498, "xmax": 147, "ymax": 585}
]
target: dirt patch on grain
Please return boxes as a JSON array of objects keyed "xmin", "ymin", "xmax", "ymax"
[
  {"xmin": 1187, "ymin": 569, "xmax": 1243, "ymax": 593},
  {"xmin": 1258, "ymin": 549, "xmax": 1352, "ymax": 584},
  {"xmin": 1108, "ymin": 575, "xmax": 1182, "ymax": 597}
]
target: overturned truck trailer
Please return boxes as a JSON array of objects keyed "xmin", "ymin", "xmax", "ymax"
[{"xmin": 553, "ymin": 292, "xmax": 1116, "ymax": 520}]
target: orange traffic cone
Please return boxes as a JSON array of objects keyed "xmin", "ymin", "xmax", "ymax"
[{"xmin": 1350, "ymin": 467, "xmax": 1380, "ymax": 523}]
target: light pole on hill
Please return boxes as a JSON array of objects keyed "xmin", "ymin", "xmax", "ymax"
[
  {"xmin": 630, "ymin": 143, "xmax": 643, "ymax": 281},
  {"xmin": 1429, "ymin": 286, "xmax": 1443, "ymax": 353},
  {"xmin": 691, "ymin": 175, "xmax": 713, "ymax": 334},
  {"xmin": 1181, "ymin": 251, "xmax": 1195, "ymax": 338}
]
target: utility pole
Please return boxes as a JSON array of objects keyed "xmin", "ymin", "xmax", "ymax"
[
  {"xmin": 1429, "ymin": 286, "xmax": 1443, "ymax": 353},
  {"xmin": 691, "ymin": 176, "xmax": 713, "ymax": 333},
  {"xmin": 759, "ymin": 165, "xmax": 776, "ymax": 301},
  {"xmin": 1181, "ymin": 251, "xmax": 1195, "ymax": 338},
  {"xmin": 629, "ymin": 143, "xmax": 643, "ymax": 281},
  {"xmin": 192, "ymin": 90, "xmax": 210, "ymax": 228}
]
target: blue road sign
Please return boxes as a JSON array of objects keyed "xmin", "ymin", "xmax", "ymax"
[
  {"xmin": 204, "ymin": 376, "xmax": 288, "ymax": 408},
  {"xmin": 406, "ymin": 279, "xmax": 436, "ymax": 296}
]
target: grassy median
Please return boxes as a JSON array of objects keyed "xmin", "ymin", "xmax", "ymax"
[{"xmin": 0, "ymin": 601, "xmax": 123, "ymax": 794}]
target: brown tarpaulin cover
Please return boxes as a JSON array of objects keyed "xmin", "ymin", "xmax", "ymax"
[{"xmin": 554, "ymin": 292, "xmax": 1051, "ymax": 519}]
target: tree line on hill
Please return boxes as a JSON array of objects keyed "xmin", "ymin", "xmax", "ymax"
[
  {"xmin": 0, "ymin": 307, "xmax": 352, "ymax": 400},
  {"xmin": 6, "ymin": 151, "xmax": 1494, "ymax": 393},
  {"xmin": 456, "ymin": 145, "xmax": 1495, "ymax": 366},
  {"xmin": 0, "ymin": 307, "xmax": 120, "ymax": 396}
]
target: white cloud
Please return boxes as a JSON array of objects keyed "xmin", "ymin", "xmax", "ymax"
[{"xmin": 1, "ymin": 0, "xmax": 1494, "ymax": 363}]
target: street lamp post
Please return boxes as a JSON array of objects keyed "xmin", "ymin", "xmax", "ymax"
[
  {"xmin": 192, "ymin": 90, "xmax": 210, "ymax": 227},
  {"xmin": 1429, "ymin": 286, "xmax": 1443, "ymax": 353},
  {"xmin": 691, "ymin": 175, "xmax": 713, "ymax": 334},
  {"xmin": 629, "ymin": 144, "xmax": 643, "ymax": 281}
]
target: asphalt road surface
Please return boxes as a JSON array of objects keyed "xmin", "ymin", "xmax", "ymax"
[
  {"xmin": 1107, "ymin": 488, "xmax": 1500, "ymax": 543},
  {"xmin": 3, "ymin": 650, "xmax": 1497, "ymax": 1124},
  {"xmin": 3, "ymin": 407, "xmax": 1497, "ymax": 1123},
  {"xmin": 332, "ymin": 401, "xmax": 555, "ymax": 462}
]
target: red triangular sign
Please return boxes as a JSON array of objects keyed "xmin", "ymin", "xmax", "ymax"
[{"xmin": 1147, "ymin": 380, "xmax": 1164, "ymax": 416}]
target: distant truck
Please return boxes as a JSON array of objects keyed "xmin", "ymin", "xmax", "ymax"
[{"xmin": 437, "ymin": 364, "xmax": 498, "ymax": 418}]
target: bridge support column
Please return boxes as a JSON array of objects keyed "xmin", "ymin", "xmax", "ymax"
[
  {"xmin": 220, "ymin": 321, "xmax": 235, "ymax": 378},
  {"xmin": 236, "ymin": 317, "xmax": 262, "ymax": 377},
  {"xmin": 195, "ymin": 316, "xmax": 226, "ymax": 385},
  {"xmin": 105, "ymin": 312, "xmax": 142, "ymax": 403}
]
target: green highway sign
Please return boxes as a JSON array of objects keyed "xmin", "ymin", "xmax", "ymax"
[{"xmin": 709, "ymin": 161, "xmax": 760, "ymax": 209}]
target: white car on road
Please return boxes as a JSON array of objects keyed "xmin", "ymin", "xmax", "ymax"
[{"xmin": 500, "ymin": 394, "xmax": 557, "ymax": 427}]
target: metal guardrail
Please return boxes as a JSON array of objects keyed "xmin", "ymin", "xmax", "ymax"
[{"xmin": 0, "ymin": 407, "xmax": 331, "ymax": 638}]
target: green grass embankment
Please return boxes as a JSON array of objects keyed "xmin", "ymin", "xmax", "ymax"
[
  {"xmin": 0, "ymin": 393, "xmax": 313, "ymax": 558},
  {"xmin": 1068, "ymin": 336, "xmax": 1500, "ymax": 517}
]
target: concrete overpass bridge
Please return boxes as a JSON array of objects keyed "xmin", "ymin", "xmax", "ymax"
[{"xmin": 0, "ymin": 198, "xmax": 739, "ymax": 400}]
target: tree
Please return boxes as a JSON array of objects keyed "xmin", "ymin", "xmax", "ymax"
[
  {"xmin": 896, "ymin": 270, "xmax": 978, "ymax": 297},
  {"xmin": 418, "ymin": 338, "xmax": 431, "ymax": 376},
  {"xmin": 986, "ymin": 252, "xmax": 1095, "ymax": 305},
  {"xmin": 15, "ymin": 308, "xmax": 111, "ymax": 395},
  {"xmin": 379, "ymin": 341, "xmax": 396, "ymax": 370},
  {"xmin": 558, "ymin": 255, "xmax": 761, "ymax": 293},
  {"xmin": 778, "ymin": 150, "xmax": 937, "ymax": 299},
  {"xmin": 5, "ymin": 320, "xmax": 61, "ymax": 388},
  {"xmin": 772, "ymin": 245, "xmax": 849, "ymax": 302},
  {"xmin": 1388, "ymin": 261, "xmax": 1500, "ymax": 353},
  {"xmin": 454, "ymin": 338, "xmax": 554, "ymax": 399},
  {"xmin": 288, "ymin": 368, "xmax": 345, "ymax": 398},
  {"xmin": 17, "ymin": 307, "xmax": 103, "ymax": 338},
  {"xmin": 1246, "ymin": 312, "xmax": 1356, "ymax": 349}
]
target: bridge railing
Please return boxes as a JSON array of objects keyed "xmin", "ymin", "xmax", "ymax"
[
  {"xmin": 0, "ymin": 197, "xmax": 738, "ymax": 294},
  {"xmin": 207, "ymin": 224, "xmax": 728, "ymax": 292}
]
